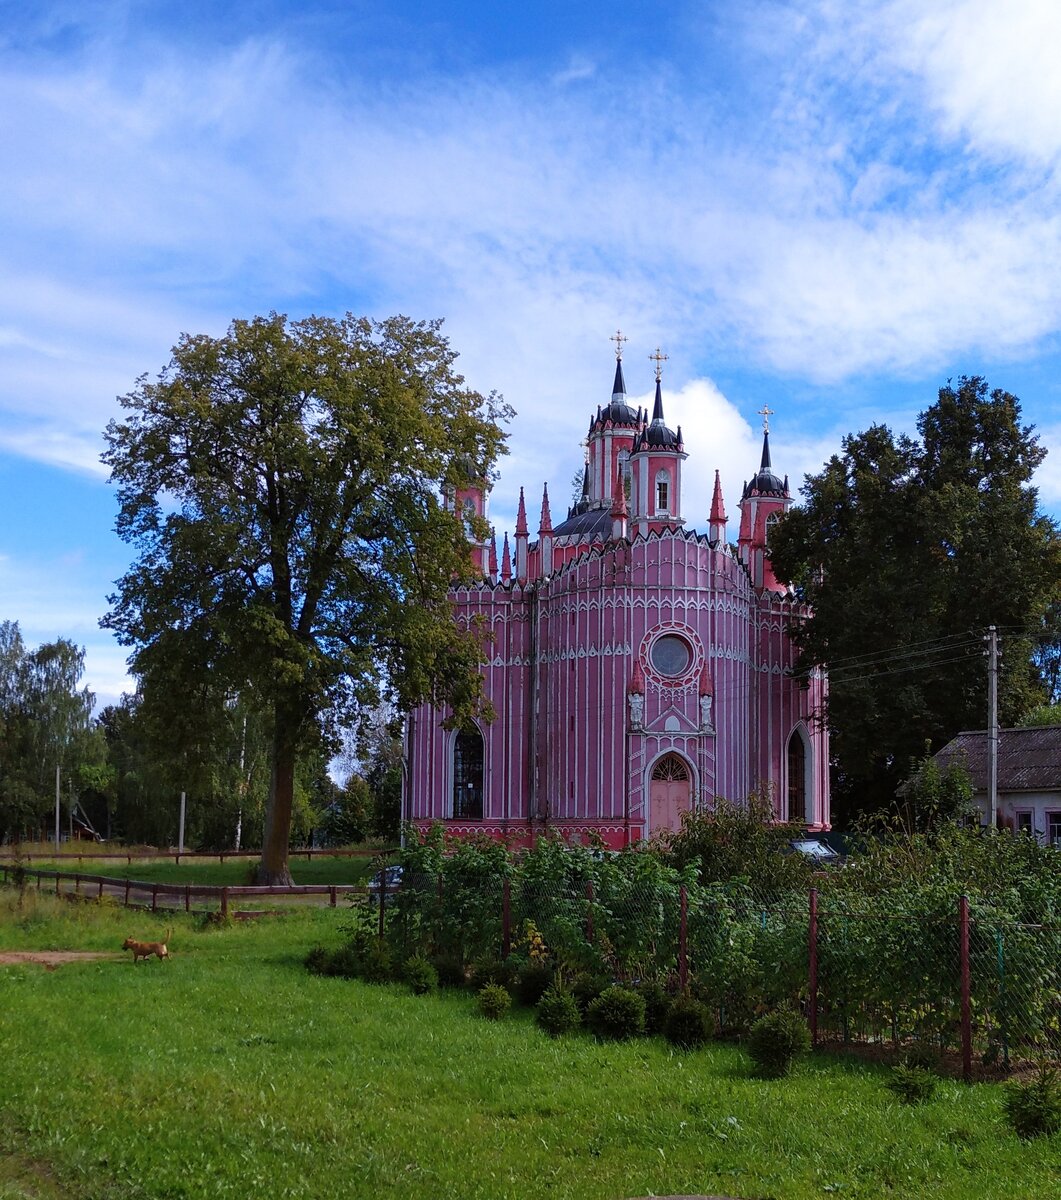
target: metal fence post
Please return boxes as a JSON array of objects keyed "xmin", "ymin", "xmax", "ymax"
[
  {"xmin": 959, "ymin": 894, "xmax": 972, "ymax": 1084},
  {"xmin": 586, "ymin": 879, "xmax": 595, "ymax": 944},
  {"xmin": 378, "ymin": 876, "xmax": 386, "ymax": 940},
  {"xmin": 679, "ymin": 885, "xmax": 689, "ymax": 991},
  {"xmin": 502, "ymin": 877, "xmax": 511, "ymax": 958},
  {"xmin": 809, "ymin": 887, "xmax": 819, "ymax": 1047}
]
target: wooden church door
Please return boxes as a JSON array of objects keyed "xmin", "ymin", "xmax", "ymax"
[{"xmin": 650, "ymin": 754, "xmax": 691, "ymax": 836}]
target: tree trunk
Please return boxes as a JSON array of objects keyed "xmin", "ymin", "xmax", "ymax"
[{"xmin": 257, "ymin": 728, "xmax": 297, "ymax": 886}]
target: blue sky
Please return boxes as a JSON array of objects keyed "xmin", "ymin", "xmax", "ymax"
[{"xmin": 2, "ymin": 0, "xmax": 1060, "ymax": 707}]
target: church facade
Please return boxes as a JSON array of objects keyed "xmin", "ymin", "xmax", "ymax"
[{"xmin": 403, "ymin": 341, "xmax": 829, "ymax": 846}]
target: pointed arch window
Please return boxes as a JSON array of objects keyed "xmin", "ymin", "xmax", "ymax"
[
  {"xmin": 453, "ymin": 726, "xmax": 484, "ymax": 819},
  {"xmin": 652, "ymin": 754, "xmax": 690, "ymax": 782},
  {"xmin": 787, "ymin": 731, "xmax": 807, "ymax": 823}
]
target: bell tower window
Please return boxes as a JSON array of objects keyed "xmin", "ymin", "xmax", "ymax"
[{"xmin": 655, "ymin": 471, "xmax": 670, "ymax": 513}]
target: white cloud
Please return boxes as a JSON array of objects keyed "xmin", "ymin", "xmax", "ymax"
[{"xmin": 886, "ymin": 0, "xmax": 1061, "ymax": 167}]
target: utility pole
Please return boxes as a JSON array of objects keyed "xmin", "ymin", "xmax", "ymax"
[{"xmin": 987, "ymin": 625, "xmax": 999, "ymax": 829}]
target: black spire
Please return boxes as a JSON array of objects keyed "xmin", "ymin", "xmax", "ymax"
[
  {"xmin": 612, "ymin": 358, "xmax": 627, "ymax": 399},
  {"xmin": 760, "ymin": 430, "xmax": 772, "ymax": 471}
]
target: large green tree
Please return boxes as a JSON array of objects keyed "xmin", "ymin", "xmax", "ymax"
[
  {"xmin": 769, "ymin": 377, "xmax": 1061, "ymax": 823},
  {"xmin": 103, "ymin": 313, "xmax": 509, "ymax": 883}
]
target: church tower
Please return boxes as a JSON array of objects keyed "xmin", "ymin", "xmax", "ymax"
[
  {"xmin": 629, "ymin": 349, "xmax": 686, "ymax": 538},
  {"xmin": 584, "ymin": 330, "xmax": 642, "ymax": 511},
  {"xmin": 737, "ymin": 407, "xmax": 791, "ymax": 592},
  {"xmin": 449, "ymin": 456, "xmax": 490, "ymax": 576}
]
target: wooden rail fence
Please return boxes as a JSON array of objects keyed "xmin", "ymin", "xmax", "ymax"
[
  {"xmin": 0, "ymin": 848, "xmax": 394, "ymax": 866},
  {"xmin": 0, "ymin": 864, "xmax": 373, "ymax": 917}
]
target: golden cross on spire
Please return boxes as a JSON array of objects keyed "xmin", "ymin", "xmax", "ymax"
[
  {"xmin": 649, "ymin": 347, "xmax": 669, "ymax": 382},
  {"xmin": 758, "ymin": 405, "xmax": 774, "ymax": 434},
  {"xmin": 610, "ymin": 329, "xmax": 627, "ymax": 361}
]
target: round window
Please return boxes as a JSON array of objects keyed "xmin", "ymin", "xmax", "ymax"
[{"xmin": 650, "ymin": 635, "xmax": 691, "ymax": 677}]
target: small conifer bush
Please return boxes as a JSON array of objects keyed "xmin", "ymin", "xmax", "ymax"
[
  {"xmin": 536, "ymin": 985, "xmax": 582, "ymax": 1037},
  {"xmin": 404, "ymin": 954, "xmax": 438, "ymax": 995},
  {"xmin": 663, "ymin": 992, "xmax": 712, "ymax": 1049},
  {"xmin": 1003, "ymin": 1064, "xmax": 1061, "ymax": 1139},
  {"xmin": 468, "ymin": 954, "xmax": 515, "ymax": 993},
  {"xmin": 746, "ymin": 1009, "xmax": 811, "ymax": 1078},
  {"xmin": 570, "ymin": 973, "xmax": 611, "ymax": 1013},
  {"xmin": 634, "ymin": 980, "xmax": 671, "ymax": 1035},
  {"xmin": 430, "ymin": 954, "xmax": 466, "ymax": 988},
  {"xmin": 515, "ymin": 962, "xmax": 554, "ymax": 1006},
  {"xmin": 477, "ymin": 983, "xmax": 513, "ymax": 1021},
  {"xmin": 586, "ymin": 985, "xmax": 646, "ymax": 1041},
  {"xmin": 304, "ymin": 945, "xmax": 331, "ymax": 975},
  {"xmin": 886, "ymin": 1063, "xmax": 938, "ymax": 1105}
]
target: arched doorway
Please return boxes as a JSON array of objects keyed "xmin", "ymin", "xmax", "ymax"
[{"xmin": 649, "ymin": 753, "xmax": 692, "ymax": 835}]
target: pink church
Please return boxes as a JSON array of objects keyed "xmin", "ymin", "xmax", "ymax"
[{"xmin": 404, "ymin": 340, "xmax": 829, "ymax": 847}]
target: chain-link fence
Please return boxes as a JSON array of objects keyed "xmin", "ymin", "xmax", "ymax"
[{"xmin": 376, "ymin": 874, "xmax": 1060, "ymax": 1077}]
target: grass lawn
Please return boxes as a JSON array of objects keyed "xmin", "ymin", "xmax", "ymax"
[
  {"xmin": 0, "ymin": 889, "xmax": 1056, "ymax": 1200},
  {"xmin": 19, "ymin": 855, "xmax": 379, "ymax": 887}
]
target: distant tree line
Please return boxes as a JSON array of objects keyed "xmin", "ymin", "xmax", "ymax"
[{"xmin": 0, "ymin": 618, "xmax": 400, "ymax": 848}]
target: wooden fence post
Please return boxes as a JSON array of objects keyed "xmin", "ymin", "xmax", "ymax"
[
  {"xmin": 959, "ymin": 894, "xmax": 972, "ymax": 1084},
  {"xmin": 378, "ymin": 877, "xmax": 386, "ymax": 940},
  {"xmin": 585, "ymin": 879, "xmax": 595, "ymax": 944},
  {"xmin": 221, "ymin": 887, "xmax": 228, "ymax": 919},
  {"xmin": 808, "ymin": 887, "xmax": 819, "ymax": 1048},
  {"xmin": 185, "ymin": 885, "xmax": 191, "ymax": 913},
  {"xmin": 152, "ymin": 884, "xmax": 158, "ymax": 913},
  {"xmin": 679, "ymin": 885, "xmax": 689, "ymax": 991},
  {"xmin": 502, "ymin": 877, "xmax": 511, "ymax": 958},
  {"xmin": 329, "ymin": 885, "xmax": 337, "ymax": 908},
  {"xmin": 124, "ymin": 879, "xmax": 131, "ymax": 907},
  {"xmin": 98, "ymin": 879, "xmax": 104, "ymax": 901}
]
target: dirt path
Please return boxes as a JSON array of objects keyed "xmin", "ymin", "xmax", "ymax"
[{"xmin": 0, "ymin": 951, "xmax": 122, "ymax": 968}]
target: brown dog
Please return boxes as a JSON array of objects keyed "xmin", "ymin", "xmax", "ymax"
[{"xmin": 122, "ymin": 928, "xmax": 172, "ymax": 964}]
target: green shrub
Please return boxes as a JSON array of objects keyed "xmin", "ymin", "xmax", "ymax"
[
  {"xmin": 468, "ymin": 954, "xmax": 515, "ymax": 993},
  {"xmin": 515, "ymin": 962, "xmax": 554, "ymax": 1007},
  {"xmin": 304, "ymin": 945, "xmax": 331, "ymax": 975},
  {"xmin": 570, "ymin": 973, "xmax": 611, "ymax": 1013},
  {"xmin": 663, "ymin": 992, "xmax": 712, "ymax": 1049},
  {"xmin": 746, "ymin": 1009, "xmax": 811, "ymax": 1078},
  {"xmin": 536, "ymin": 985, "xmax": 582, "ymax": 1037},
  {"xmin": 903, "ymin": 1043, "xmax": 941, "ymax": 1072},
  {"xmin": 634, "ymin": 979, "xmax": 671, "ymax": 1035},
  {"xmin": 1004, "ymin": 1065, "xmax": 1061, "ymax": 1139},
  {"xmin": 430, "ymin": 954, "xmax": 466, "ymax": 988},
  {"xmin": 404, "ymin": 954, "xmax": 438, "ymax": 996},
  {"xmin": 586, "ymin": 986, "xmax": 646, "ymax": 1041},
  {"xmin": 477, "ymin": 983, "xmax": 512, "ymax": 1021},
  {"xmin": 356, "ymin": 939, "xmax": 395, "ymax": 984},
  {"xmin": 886, "ymin": 1063, "xmax": 938, "ymax": 1105}
]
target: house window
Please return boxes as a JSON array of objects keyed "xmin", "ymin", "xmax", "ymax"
[
  {"xmin": 453, "ymin": 727, "xmax": 484, "ymax": 819},
  {"xmin": 1015, "ymin": 810, "xmax": 1033, "ymax": 835},
  {"xmin": 787, "ymin": 732, "xmax": 807, "ymax": 823},
  {"xmin": 1048, "ymin": 811, "xmax": 1061, "ymax": 848}
]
